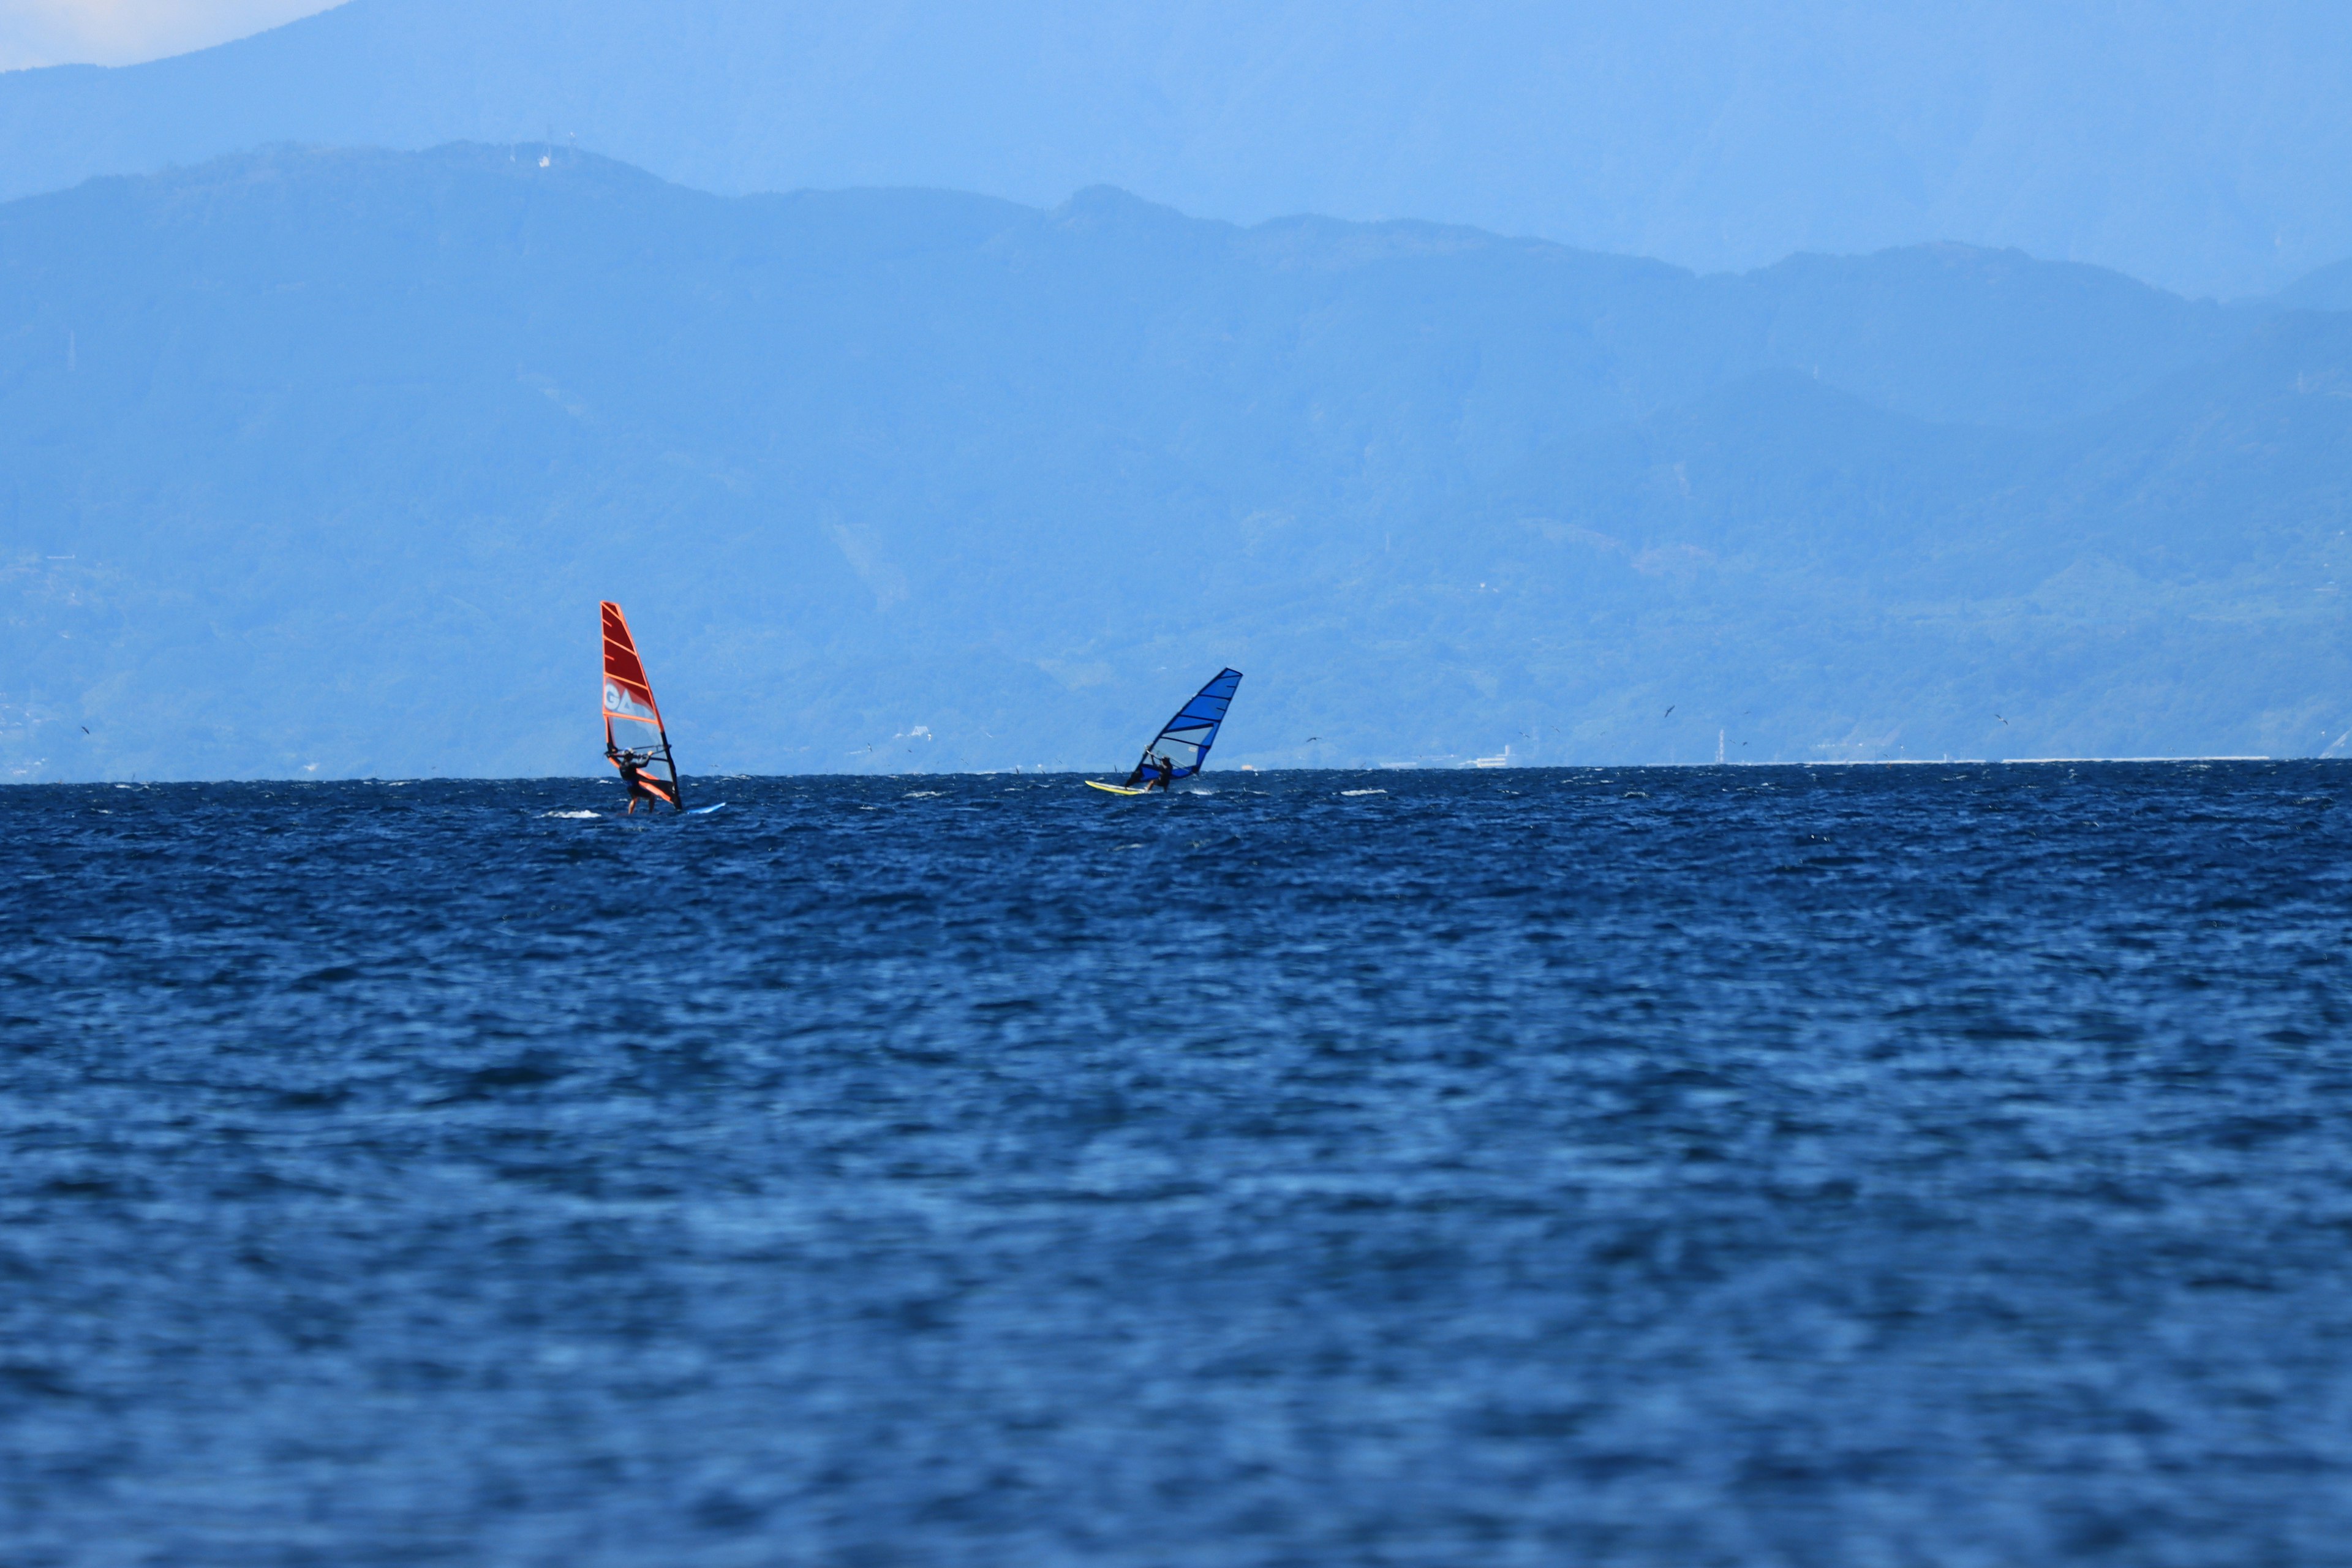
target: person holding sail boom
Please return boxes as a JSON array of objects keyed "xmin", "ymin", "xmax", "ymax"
[{"xmin": 610, "ymin": 746, "xmax": 663, "ymax": 814}]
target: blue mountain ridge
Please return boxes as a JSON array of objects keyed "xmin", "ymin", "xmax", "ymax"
[
  {"xmin": 3, "ymin": 144, "xmax": 2348, "ymax": 780},
  {"xmin": 6, "ymin": 0, "xmax": 2352, "ymax": 297}
]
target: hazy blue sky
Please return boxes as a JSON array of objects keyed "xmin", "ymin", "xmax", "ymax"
[{"xmin": 0, "ymin": 0, "xmax": 330, "ymax": 68}]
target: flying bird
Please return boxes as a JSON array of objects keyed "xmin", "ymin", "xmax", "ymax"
[
  {"xmin": 80, "ymin": 726, "xmax": 89, "ymax": 734},
  {"xmin": 1662, "ymin": 706, "xmax": 1675, "ymax": 718},
  {"xmin": 1995, "ymin": 714, "xmax": 2010, "ymax": 726}
]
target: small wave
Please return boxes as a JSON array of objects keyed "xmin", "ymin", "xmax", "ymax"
[
  {"xmin": 543, "ymin": 810, "xmax": 598, "ymax": 820},
  {"xmin": 904, "ymin": 791, "xmax": 946, "ymax": 799},
  {"xmin": 1340, "ymin": 789, "xmax": 1387, "ymax": 797}
]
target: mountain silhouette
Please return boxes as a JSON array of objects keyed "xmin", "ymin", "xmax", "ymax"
[{"xmin": 4, "ymin": 0, "xmax": 2352, "ymax": 296}]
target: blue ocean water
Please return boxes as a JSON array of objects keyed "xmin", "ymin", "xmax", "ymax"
[{"xmin": 6, "ymin": 764, "xmax": 2351, "ymax": 1567}]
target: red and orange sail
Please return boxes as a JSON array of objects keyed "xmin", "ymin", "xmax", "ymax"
[{"xmin": 601, "ymin": 600, "xmax": 682, "ymax": 809}]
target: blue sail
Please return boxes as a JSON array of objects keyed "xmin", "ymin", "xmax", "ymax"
[{"xmin": 1125, "ymin": 668, "xmax": 1243, "ymax": 786}]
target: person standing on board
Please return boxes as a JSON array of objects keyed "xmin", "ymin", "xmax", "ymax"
[
  {"xmin": 612, "ymin": 748, "xmax": 661, "ymax": 814},
  {"xmin": 1153, "ymin": 753, "xmax": 1175, "ymax": 792}
]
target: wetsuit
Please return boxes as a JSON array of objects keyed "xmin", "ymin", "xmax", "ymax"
[{"xmin": 1155, "ymin": 757, "xmax": 1175, "ymax": 791}]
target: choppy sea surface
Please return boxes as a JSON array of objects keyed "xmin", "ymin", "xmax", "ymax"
[{"xmin": 7, "ymin": 764, "xmax": 2352, "ymax": 1567}]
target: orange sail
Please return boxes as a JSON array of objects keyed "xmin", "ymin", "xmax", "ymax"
[{"xmin": 601, "ymin": 601, "xmax": 682, "ymax": 810}]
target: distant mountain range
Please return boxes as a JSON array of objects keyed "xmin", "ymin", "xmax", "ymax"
[
  {"xmin": 5, "ymin": 0, "xmax": 2352, "ymax": 298},
  {"xmin": 3, "ymin": 144, "xmax": 2350, "ymax": 779}
]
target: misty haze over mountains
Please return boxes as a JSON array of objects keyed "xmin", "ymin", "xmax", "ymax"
[
  {"xmin": 6, "ymin": 0, "xmax": 2352, "ymax": 298},
  {"xmin": 5, "ymin": 143, "xmax": 2350, "ymax": 780}
]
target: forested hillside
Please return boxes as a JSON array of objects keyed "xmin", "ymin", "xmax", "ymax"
[{"xmin": 3, "ymin": 145, "xmax": 2348, "ymax": 778}]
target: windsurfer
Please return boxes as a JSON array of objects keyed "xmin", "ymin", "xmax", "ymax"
[{"xmin": 1087, "ymin": 668, "xmax": 1243, "ymax": 799}]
